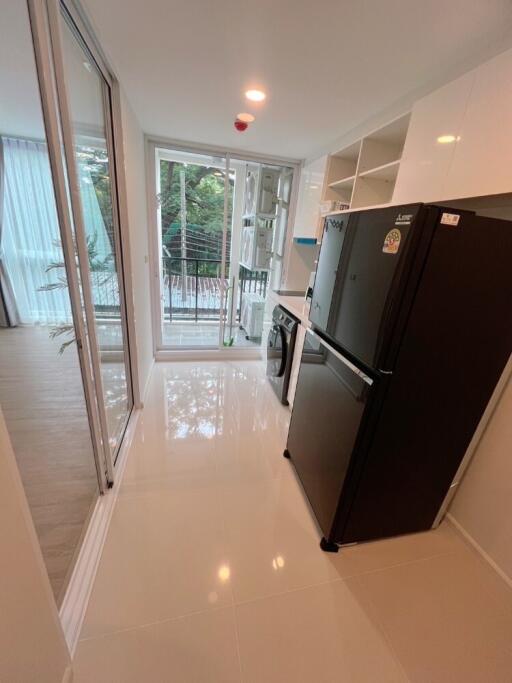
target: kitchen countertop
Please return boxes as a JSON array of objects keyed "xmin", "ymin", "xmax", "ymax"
[{"xmin": 267, "ymin": 290, "xmax": 311, "ymax": 327}]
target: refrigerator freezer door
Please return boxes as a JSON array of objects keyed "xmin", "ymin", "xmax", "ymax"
[
  {"xmin": 309, "ymin": 215, "xmax": 349, "ymax": 332},
  {"xmin": 327, "ymin": 205, "xmax": 421, "ymax": 369},
  {"xmin": 285, "ymin": 330, "xmax": 374, "ymax": 538}
]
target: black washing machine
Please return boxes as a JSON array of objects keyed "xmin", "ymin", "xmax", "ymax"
[{"xmin": 267, "ymin": 305, "xmax": 299, "ymax": 405}]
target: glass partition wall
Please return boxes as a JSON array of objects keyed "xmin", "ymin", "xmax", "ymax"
[
  {"xmin": 153, "ymin": 145, "xmax": 297, "ymax": 350},
  {"xmin": 0, "ymin": 0, "xmax": 133, "ymax": 605}
]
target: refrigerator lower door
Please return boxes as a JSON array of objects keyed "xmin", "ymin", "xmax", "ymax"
[{"xmin": 286, "ymin": 329, "xmax": 374, "ymax": 539}]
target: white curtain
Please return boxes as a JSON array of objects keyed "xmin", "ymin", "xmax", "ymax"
[{"xmin": 1, "ymin": 136, "xmax": 112, "ymax": 325}]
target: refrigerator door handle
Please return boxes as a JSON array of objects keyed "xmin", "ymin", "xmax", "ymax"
[{"xmin": 307, "ymin": 329, "xmax": 374, "ymax": 386}]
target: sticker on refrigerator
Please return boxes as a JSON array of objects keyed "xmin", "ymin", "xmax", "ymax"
[
  {"xmin": 440, "ymin": 212, "xmax": 461, "ymax": 226},
  {"xmin": 382, "ymin": 228, "xmax": 401, "ymax": 254}
]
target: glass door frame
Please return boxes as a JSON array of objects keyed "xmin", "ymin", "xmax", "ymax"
[
  {"xmin": 54, "ymin": 2, "xmax": 135, "ymax": 467},
  {"xmin": 28, "ymin": 0, "xmax": 139, "ymax": 484},
  {"xmin": 148, "ymin": 139, "xmax": 301, "ymax": 357}
]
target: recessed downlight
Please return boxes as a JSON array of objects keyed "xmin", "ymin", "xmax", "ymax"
[
  {"xmin": 245, "ymin": 89, "xmax": 266, "ymax": 102},
  {"xmin": 237, "ymin": 112, "xmax": 255, "ymax": 123},
  {"xmin": 437, "ymin": 134, "xmax": 460, "ymax": 144}
]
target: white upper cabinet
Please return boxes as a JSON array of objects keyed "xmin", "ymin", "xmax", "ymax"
[
  {"xmin": 392, "ymin": 72, "xmax": 475, "ymax": 204},
  {"xmin": 293, "ymin": 155, "xmax": 327, "ymax": 239},
  {"xmin": 446, "ymin": 49, "xmax": 512, "ymax": 199}
]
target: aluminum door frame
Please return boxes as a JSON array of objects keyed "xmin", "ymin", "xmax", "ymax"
[
  {"xmin": 146, "ymin": 137, "xmax": 301, "ymax": 359},
  {"xmin": 27, "ymin": 0, "xmax": 109, "ymax": 490},
  {"xmin": 57, "ymin": 2, "xmax": 135, "ymax": 461},
  {"xmin": 27, "ymin": 0, "xmax": 137, "ymax": 485},
  {"xmin": 218, "ymin": 154, "xmax": 231, "ymax": 349}
]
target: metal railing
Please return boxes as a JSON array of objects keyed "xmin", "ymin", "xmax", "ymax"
[
  {"xmin": 162, "ymin": 257, "xmax": 268, "ymax": 322},
  {"xmin": 90, "ymin": 270, "xmax": 121, "ymax": 318}
]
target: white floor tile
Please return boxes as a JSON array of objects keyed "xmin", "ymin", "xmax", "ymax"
[
  {"xmin": 235, "ymin": 580, "xmax": 407, "ymax": 683},
  {"xmin": 76, "ymin": 360, "xmax": 512, "ymax": 682},
  {"xmin": 356, "ymin": 548, "xmax": 512, "ymax": 682},
  {"xmin": 80, "ymin": 483, "xmax": 233, "ymax": 639},
  {"xmin": 75, "ymin": 607, "xmax": 241, "ymax": 683}
]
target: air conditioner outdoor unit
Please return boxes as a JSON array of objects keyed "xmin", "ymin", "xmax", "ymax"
[
  {"xmin": 240, "ymin": 224, "xmax": 272, "ymax": 271},
  {"xmin": 240, "ymin": 292, "xmax": 265, "ymax": 340},
  {"xmin": 243, "ymin": 164, "xmax": 280, "ymax": 218}
]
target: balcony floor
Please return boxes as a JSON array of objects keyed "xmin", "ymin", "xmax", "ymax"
[{"xmin": 162, "ymin": 321, "xmax": 268, "ymax": 348}]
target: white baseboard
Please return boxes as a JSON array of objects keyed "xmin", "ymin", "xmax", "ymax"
[
  {"xmin": 140, "ymin": 357, "xmax": 155, "ymax": 407},
  {"xmin": 59, "ymin": 406, "xmax": 140, "ymax": 656},
  {"xmin": 447, "ymin": 513, "xmax": 512, "ymax": 590},
  {"xmin": 156, "ymin": 348, "xmax": 263, "ymax": 362}
]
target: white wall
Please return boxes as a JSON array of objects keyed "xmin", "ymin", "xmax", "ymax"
[
  {"xmin": 282, "ymin": 242, "xmax": 318, "ymax": 292},
  {"xmin": 450, "ymin": 372, "xmax": 512, "ymax": 583},
  {"xmin": 0, "ymin": 408, "xmax": 71, "ymax": 683},
  {"xmin": 119, "ymin": 88, "xmax": 154, "ymax": 397}
]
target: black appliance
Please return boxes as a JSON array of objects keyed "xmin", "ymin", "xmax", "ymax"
[
  {"xmin": 267, "ymin": 305, "xmax": 299, "ymax": 405},
  {"xmin": 285, "ymin": 204, "xmax": 512, "ymax": 551}
]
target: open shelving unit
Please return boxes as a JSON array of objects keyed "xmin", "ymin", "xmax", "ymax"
[{"xmin": 320, "ymin": 113, "xmax": 411, "ymax": 224}]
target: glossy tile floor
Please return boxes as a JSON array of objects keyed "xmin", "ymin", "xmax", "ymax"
[{"xmin": 74, "ymin": 361, "xmax": 512, "ymax": 682}]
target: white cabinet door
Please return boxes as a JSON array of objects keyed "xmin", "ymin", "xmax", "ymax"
[
  {"xmin": 446, "ymin": 49, "xmax": 512, "ymax": 199},
  {"xmin": 293, "ymin": 156, "xmax": 327, "ymax": 238},
  {"xmin": 392, "ymin": 72, "xmax": 475, "ymax": 204}
]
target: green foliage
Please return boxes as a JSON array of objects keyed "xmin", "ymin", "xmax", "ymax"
[
  {"xmin": 38, "ymin": 233, "xmax": 113, "ymax": 354},
  {"xmin": 158, "ymin": 161, "xmax": 233, "ymax": 260}
]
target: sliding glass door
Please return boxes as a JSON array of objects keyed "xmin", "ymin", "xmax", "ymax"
[
  {"xmin": 157, "ymin": 148, "xmax": 232, "ymax": 348},
  {"xmin": 0, "ymin": 0, "xmax": 103, "ymax": 604},
  {"xmin": 0, "ymin": 0, "xmax": 137, "ymax": 606},
  {"xmin": 55, "ymin": 7, "xmax": 133, "ymax": 460},
  {"xmin": 153, "ymin": 147, "xmax": 296, "ymax": 351}
]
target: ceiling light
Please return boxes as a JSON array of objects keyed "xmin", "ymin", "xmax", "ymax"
[
  {"xmin": 437, "ymin": 134, "xmax": 460, "ymax": 144},
  {"xmin": 218, "ymin": 564, "xmax": 231, "ymax": 582},
  {"xmin": 237, "ymin": 112, "xmax": 255, "ymax": 123},
  {"xmin": 245, "ymin": 89, "xmax": 266, "ymax": 102}
]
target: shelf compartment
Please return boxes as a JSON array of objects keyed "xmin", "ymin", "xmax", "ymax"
[
  {"xmin": 358, "ymin": 159, "xmax": 400, "ymax": 182},
  {"xmin": 328, "ymin": 174, "xmax": 356, "ymax": 190},
  {"xmin": 358, "ymin": 113, "xmax": 410, "ymax": 174},
  {"xmin": 351, "ymin": 176, "xmax": 395, "ymax": 209}
]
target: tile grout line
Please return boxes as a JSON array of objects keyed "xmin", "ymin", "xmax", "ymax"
[
  {"xmin": 349, "ymin": 573, "xmax": 412, "ymax": 683},
  {"xmin": 78, "ymin": 603, "xmax": 235, "ymax": 644},
  {"xmin": 230, "ymin": 546, "xmax": 461, "ymax": 612},
  {"xmin": 231, "ymin": 604, "xmax": 245, "ymax": 683}
]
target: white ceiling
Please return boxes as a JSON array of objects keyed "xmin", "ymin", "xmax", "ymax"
[
  {"xmin": 80, "ymin": 0, "xmax": 512, "ymax": 160},
  {"xmin": 0, "ymin": 2, "xmax": 46, "ymax": 139},
  {"xmin": 5, "ymin": 1, "xmax": 512, "ymax": 159}
]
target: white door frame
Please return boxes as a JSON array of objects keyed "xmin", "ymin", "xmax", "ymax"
[
  {"xmin": 146, "ymin": 136, "xmax": 301, "ymax": 360},
  {"xmin": 28, "ymin": 0, "xmax": 142, "ymax": 482},
  {"xmin": 27, "ymin": 0, "xmax": 109, "ymax": 491}
]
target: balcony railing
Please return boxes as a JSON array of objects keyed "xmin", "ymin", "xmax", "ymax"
[
  {"xmin": 90, "ymin": 270, "xmax": 121, "ymax": 318},
  {"xmin": 162, "ymin": 257, "xmax": 268, "ymax": 322}
]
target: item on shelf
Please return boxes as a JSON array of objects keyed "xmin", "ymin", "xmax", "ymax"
[
  {"xmin": 319, "ymin": 200, "xmax": 349, "ymax": 215},
  {"xmin": 240, "ymin": 292, "xmax": 265, "ymax": 340}
]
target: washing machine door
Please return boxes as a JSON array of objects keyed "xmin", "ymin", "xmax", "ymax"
[{"xmin": 267, "ymin": 323, "xmax": 287, "ymax": 377}]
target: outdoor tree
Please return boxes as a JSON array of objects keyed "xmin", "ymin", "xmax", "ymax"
[{"xmin": 158, "ymin": 161, "xmax": 233, "ymax": 262}]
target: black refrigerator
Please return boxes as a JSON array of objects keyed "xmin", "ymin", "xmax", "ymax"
[{"xmin": 285, "ymin": 203, "xmax": 512, "ymax": 551}]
